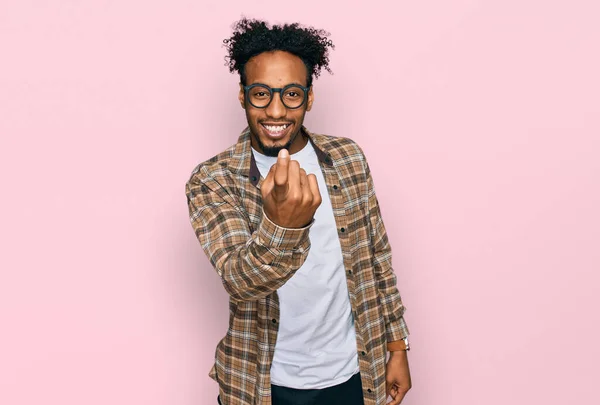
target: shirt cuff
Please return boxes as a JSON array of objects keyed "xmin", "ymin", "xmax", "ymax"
[
  {"xmin": 386, "ymin": 315, "xmax": 410, "ymax": 343},
  {"xmin": 257, "ymin": 209, "xmax": 314, "ymax": 250}
]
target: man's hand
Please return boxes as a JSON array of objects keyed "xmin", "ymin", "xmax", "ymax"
[
  {"xmin": 386, "ymin": 350, "xmax": 412, "ymax": 404},
  {"xmin": 261, "ymin": 148, "xmax": 322, "ymax": 228}
]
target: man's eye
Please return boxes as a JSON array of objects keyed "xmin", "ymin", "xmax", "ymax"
[
  {"xmin": 254, "ymin": 92, "xmax": 268, "ymax": 97},
  {"xmin": 286, "ymin": 92, "xmax": 299, "ymax": 97}
]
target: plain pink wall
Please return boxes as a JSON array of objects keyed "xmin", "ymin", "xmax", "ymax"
[{"xmin": 1, "ymin": 1, "xmax": 598, "ymax": 404}]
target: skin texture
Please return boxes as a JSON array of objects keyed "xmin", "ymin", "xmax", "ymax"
[{"xmin": 260, "ymin": 148, "xmax": 322, "ymax": 229}]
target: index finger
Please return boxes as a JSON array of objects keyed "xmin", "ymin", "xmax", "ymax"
[
  {"xmin": 390, "ymin": 393, "xmax": 405, "ymax": 405},
  {"xmin": 261, "ymin": 164, "xmax": 276, "ymax": 197},
  {"xmin": 389, "ymin": 388, "xmax": 407, "ymax": 405}
]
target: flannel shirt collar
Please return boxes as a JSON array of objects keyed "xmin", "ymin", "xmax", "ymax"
[{"xmin": 230, "ymin": 126, "xmax": 334, "ymax": 187}]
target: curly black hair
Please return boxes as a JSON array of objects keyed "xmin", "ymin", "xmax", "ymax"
[{"xmin": 223, "ymin": 17, "xmax": 335, "ymax": 87}]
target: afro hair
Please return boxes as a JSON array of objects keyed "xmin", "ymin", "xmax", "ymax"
[{"xmin": 223, "ymin": 17, "xmax": 335, "ymax": 87}]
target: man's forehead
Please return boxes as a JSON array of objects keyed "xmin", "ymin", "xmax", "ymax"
[{"xmin": 245, "ymin": 51, "xmax": 308, "ymax": 85}]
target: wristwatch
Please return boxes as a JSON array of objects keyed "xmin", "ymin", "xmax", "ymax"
[{"xmin": 387, "ymin": 336, "xmax": 410, "ymax": 352}]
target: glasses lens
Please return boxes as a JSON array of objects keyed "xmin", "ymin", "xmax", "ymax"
[
  {"xmin": 248, "ymin": 85, "xmax": 272, "ymax": 108},
  {"xmin": 282, "ymin": 86, "xmax": 306, "ymax": 108}
]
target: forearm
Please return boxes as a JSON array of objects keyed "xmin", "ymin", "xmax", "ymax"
[
  {"xmin": 213, "ymin": 211, "xmax": 313, "ymax": 300},
  {"xmin": 373, "ymin": 246, "xmax": 410, "ymax": 341},
  {"xmin": 364, "ymin": 156, "xmax": 410, "ymax": 342},
  {"xmin": 187, "ymin": 176, "xmax": 313, "ymax": 301}
]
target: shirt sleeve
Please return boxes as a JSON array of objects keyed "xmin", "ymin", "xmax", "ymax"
[
  {"xmin": 363, "ymin": 153, "xmax": 410, "ymax": 342},
  {"xmin": 185, "ymin": 167, "xmax": 313, "ymax": 301}
]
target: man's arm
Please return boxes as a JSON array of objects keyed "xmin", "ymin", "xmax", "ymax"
[
  {"xmin": 185, "ymin": 167, "xmax": 313, "ymax": 302},
  {"xmin": 361, "ymin": 148, "xmax": 412, "ymax": 404},
  {"xmin": 363, "ymin": 153, "xmax": 410, "ymax": 345},
  {"xmin": 186, "ymin": 149, "xmax": 322, "ymax": 302}
]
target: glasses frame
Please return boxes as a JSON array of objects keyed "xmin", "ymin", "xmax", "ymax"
[{"xmin": 243, "ymin": 83, "xmax": 310, "ymax": 110}]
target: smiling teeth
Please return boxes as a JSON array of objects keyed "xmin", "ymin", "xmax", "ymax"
[{"xmin": 264, "ymin": 124, "xmax": 289, "ymax": 132}]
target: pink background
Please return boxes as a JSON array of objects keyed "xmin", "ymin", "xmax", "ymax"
[{"xmin": 1, "ymin": 1, "xmax": 599, "ymax": 404}]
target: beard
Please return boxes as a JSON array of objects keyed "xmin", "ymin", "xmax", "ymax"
[{"xmin": 252, "ymin": 126, "xmax": 302, "ymax": 157}]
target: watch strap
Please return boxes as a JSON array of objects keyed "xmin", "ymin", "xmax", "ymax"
[{"xmin": 387, "ymin": 337, "xmax": 410, "ymax": 351}]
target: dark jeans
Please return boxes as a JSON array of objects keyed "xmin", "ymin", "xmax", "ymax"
[{"xmin": 217, "ymin": 372, "xmax": 365, "ymax": 405}]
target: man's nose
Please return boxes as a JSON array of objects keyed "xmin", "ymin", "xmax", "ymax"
[{"xmin": 265, "ymin": 93, "xmax": 286, "ymax": 119}]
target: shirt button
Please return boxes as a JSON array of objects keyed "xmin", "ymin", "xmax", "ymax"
[
  {"xmin": 251, "ymin": 176, "xmax": 258, "ymax": 182},
  {"xmin": 333, "ymin": 185, "xmax": 338, "ymax": 190},
  {"xmin": 361, "ymin": 351, "xmax": 366, "ymax": 356},
  {"xmin": 272, "ymin": 319, "xmax": 277, "ymax": 324},
  {"xmin": 367, "ymin": 388, "xmax": 372, "ymax": 393},
  {"xmin": 340, "ymin": 227, "xmax": 345, "ymax": 233},
  {"xmin": 348, "ymin": 270, "xmax": 352, "ymax": 275}
]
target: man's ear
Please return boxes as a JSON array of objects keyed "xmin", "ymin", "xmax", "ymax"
[
  {"xmin": 306, "ymin": 86, "xmax": 314, "ymax": 112},
  {"xmin": 238, "ymin": 83, "xmax": 246, "ymax": 109}
]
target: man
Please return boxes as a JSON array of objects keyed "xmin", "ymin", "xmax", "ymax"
[{"xmin": 186, "ymin": 18, "xmax": 411, "ymax": 405}]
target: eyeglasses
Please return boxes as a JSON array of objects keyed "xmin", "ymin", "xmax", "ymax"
[{"xmin": 243, "ymin": 83, "xmax": 310, "ymax": 109}]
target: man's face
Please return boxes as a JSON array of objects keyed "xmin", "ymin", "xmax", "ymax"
[{"xmin": 239, "ymin": 50, "xmax": 314, "ymax": 157}]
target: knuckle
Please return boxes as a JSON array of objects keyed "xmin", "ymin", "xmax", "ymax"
[{"xmin": 289, "ymin": 190, "xmax": 302, "ymax": 203}]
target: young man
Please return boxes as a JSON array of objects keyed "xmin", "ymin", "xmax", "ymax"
[{"xmin": 186, "ymin": 18, "xmax": 412, "ymax": 405}]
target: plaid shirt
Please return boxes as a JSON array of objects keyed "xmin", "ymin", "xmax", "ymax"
[{"xmin": 185, "ymin": 127, "xmax": 409, "ymax": 405}]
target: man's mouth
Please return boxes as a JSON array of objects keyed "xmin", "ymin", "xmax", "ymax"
[{"xmin": 260, "ymin": 123, "xmax": 292, "ymax": 140}]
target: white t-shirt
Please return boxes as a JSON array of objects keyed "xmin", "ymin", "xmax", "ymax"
[{"xmin": 252, "ymin": 140, "xmax": 359, "ymax": 389}]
